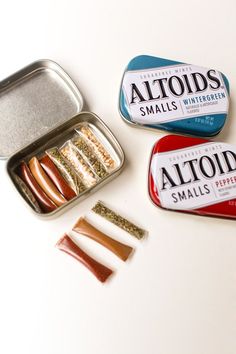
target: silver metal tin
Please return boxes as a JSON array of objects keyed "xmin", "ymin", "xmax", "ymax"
[
  {"xmin": 0, "ymin": 60, "xmax": 83, "ymax": 159},
  {"xmin": 7, "ymin": 112, "xmax": 125, "ymax": 217},
  {"xmin": 2, "ymin": 60, "xmax": 125, "ymax": 217}
]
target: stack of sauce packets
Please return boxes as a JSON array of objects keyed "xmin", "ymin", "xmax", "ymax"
[
  {"xmin": 56, "ymin": 201, "xmax": 147, "ymax": 283},
  {"xmin": 16, "ymin": 125, "xmax": 117, "ymax": 214}
]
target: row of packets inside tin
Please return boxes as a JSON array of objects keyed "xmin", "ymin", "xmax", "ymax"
[{"xmin": 13, "ymin": 124, "xmax": 118, "ymax": 214}]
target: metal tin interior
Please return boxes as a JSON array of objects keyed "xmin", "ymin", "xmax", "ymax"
[
  {"xmin": 0, "ymin": 60, "xmax": 83, "ymax": 159},
  {"xmin": 6, "ymin": 112, "xmax": 125, "ymax": 217}
]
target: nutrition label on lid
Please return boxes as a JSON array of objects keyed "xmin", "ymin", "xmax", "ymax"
[
  {"xmin": 123, "ymin": 64, "xmax": 229, "ymax": 124},
  {"xmin": 151, "ymin": 142, "xmax": 236, "ymax": 210}
]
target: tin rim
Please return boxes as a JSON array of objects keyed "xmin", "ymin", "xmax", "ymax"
[{"xmin": 6, "ymin": 111, "xmax": 125, "ymax": 218}]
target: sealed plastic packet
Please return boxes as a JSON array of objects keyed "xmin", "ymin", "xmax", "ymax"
[
  {"xmin": 28, "ymin": 157, "xmax": 67, "ymax": 207},
  {"xmin": 40, "ymin": 155, "xmax": 77, "ymax": 200},
  {"xmin": 56, "ymin": 234, "xmax": 113, "ymax": 283},
  {"xmin": 73, "ymin": 217, "xmax": 133, "ymax": 261},
  {"xmin": 71, "ymin": 133, "xmax": 108, "ymax": 179},
  {"xmin": 60, "ymin": 140, "xmax": 98, "ymax": 188},
  {"xmin": 92, "ymin": 201, "xmax": 147, "ymax": 240},
  {"xmin": 76, "ymin": 125, "xmax": 115, "ymax": 171},
  {"xmin": 46, "ymin": 147, "xmax": 86, "ymax": 195}
]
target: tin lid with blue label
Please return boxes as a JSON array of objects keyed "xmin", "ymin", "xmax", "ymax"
[{"xmin": 119, "ymin": 55, "xmax": 230, "ymax": 137}]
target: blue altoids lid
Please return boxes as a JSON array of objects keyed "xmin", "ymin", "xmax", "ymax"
[{"xmin": 119, "ymin": 55, "xmax": 230, "ymax": 137}]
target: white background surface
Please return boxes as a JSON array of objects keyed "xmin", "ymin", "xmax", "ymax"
[{"xmin": 0, "ymin": 1, "xmax": 236, "ymax": 353}]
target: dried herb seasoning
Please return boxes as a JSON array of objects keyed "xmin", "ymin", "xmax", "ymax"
[
  {"xmin": 19, "ymin": 161, "xmax": 57, "ymax": 213},
  {"xmin": 78, "ymin": 125, "xmax": 115, "ymax": 170},
  {"xmin": 46, "ymin": 147, "xmax": 86, "ymax": 195},
  {"xmin": 72, "ymin": 135, "xmax": 108, "ymax": 179},
  {"xmin": 40, "ymin": 155, "xmax": 76, "ymax": 200},
  {"xmin": 60, "ymin": 140, "xmax": 98, "ymax": 188},
  {"xmin": 29, "ymin": 156, "xmax": 67, "ymax": 207},
  {"xmin": 92, "ymin": 201, "xmax": 146, "ymax": 240}
]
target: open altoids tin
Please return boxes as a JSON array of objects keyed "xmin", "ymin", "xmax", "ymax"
[{"xmin": 1, "ymin": 60, "xmax": 124, "ymax": 217}]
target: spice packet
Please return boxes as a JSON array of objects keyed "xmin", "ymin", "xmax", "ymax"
[
  {"xmin": 13, "ymin": 174, "xmax": 42, "ymax": 213},
  {"xmin": 19, "ymin": 161, "xmax": 57, "ymax": 213},
  {"xmin": 72, "ymin": 134, "xmax": 108, "ymax": 179},
  {"xmin": 91, "ymin": 201, "xmax": 147, "ymax": 240},
  {"xmin": 46, "ymin": 147, "xmax": 86, "ymax": 195},
  {"xmin": 56, "ymin": 234, "xmax": 113, "ymax": 283},
  {"xmin": 40, "ymin": 155, "xmax": 76, "ymax": 201},
  {"xmin": 73, "ymin": 217, "xmax": 133, "ymax": 261},
  {"xmin": 60, "ymin": 140, "xmax": 98, "ymax": 188},
  {"xmin": 29, "ymin": 157, "xmax": 67, "ymax": 207},
  {"xmin": 76, "ymin": 125, "xmax": 115, "ymax": 171}
]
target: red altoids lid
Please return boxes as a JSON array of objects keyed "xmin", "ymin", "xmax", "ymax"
[{"xmin": 148, "ymin": 135, "xmax": 236, "ymax": 219}]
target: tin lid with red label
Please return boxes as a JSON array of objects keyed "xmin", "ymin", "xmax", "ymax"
[
  {"xmin": 119, "ymin": 55, "xmax": 230, "ymax": 137},
  {"xmin": 148, "ymin": 135, "xmax": 236, "ymax": 219}
]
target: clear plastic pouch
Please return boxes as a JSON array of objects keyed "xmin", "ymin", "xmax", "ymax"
[
  {"xmin": 59, "ymin": 140, "xmax": 98, "ymax": 188},
  {"xmin": 46, "ymin": 147, "xmax": 86, "ymax": 195},
  {"xmin": 76, "ymin": 125, "xmax": 116, "ymax": 171},
  {"xmin": 71, "ymin": 133, "xmax": 108, "ymax": 179}
]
